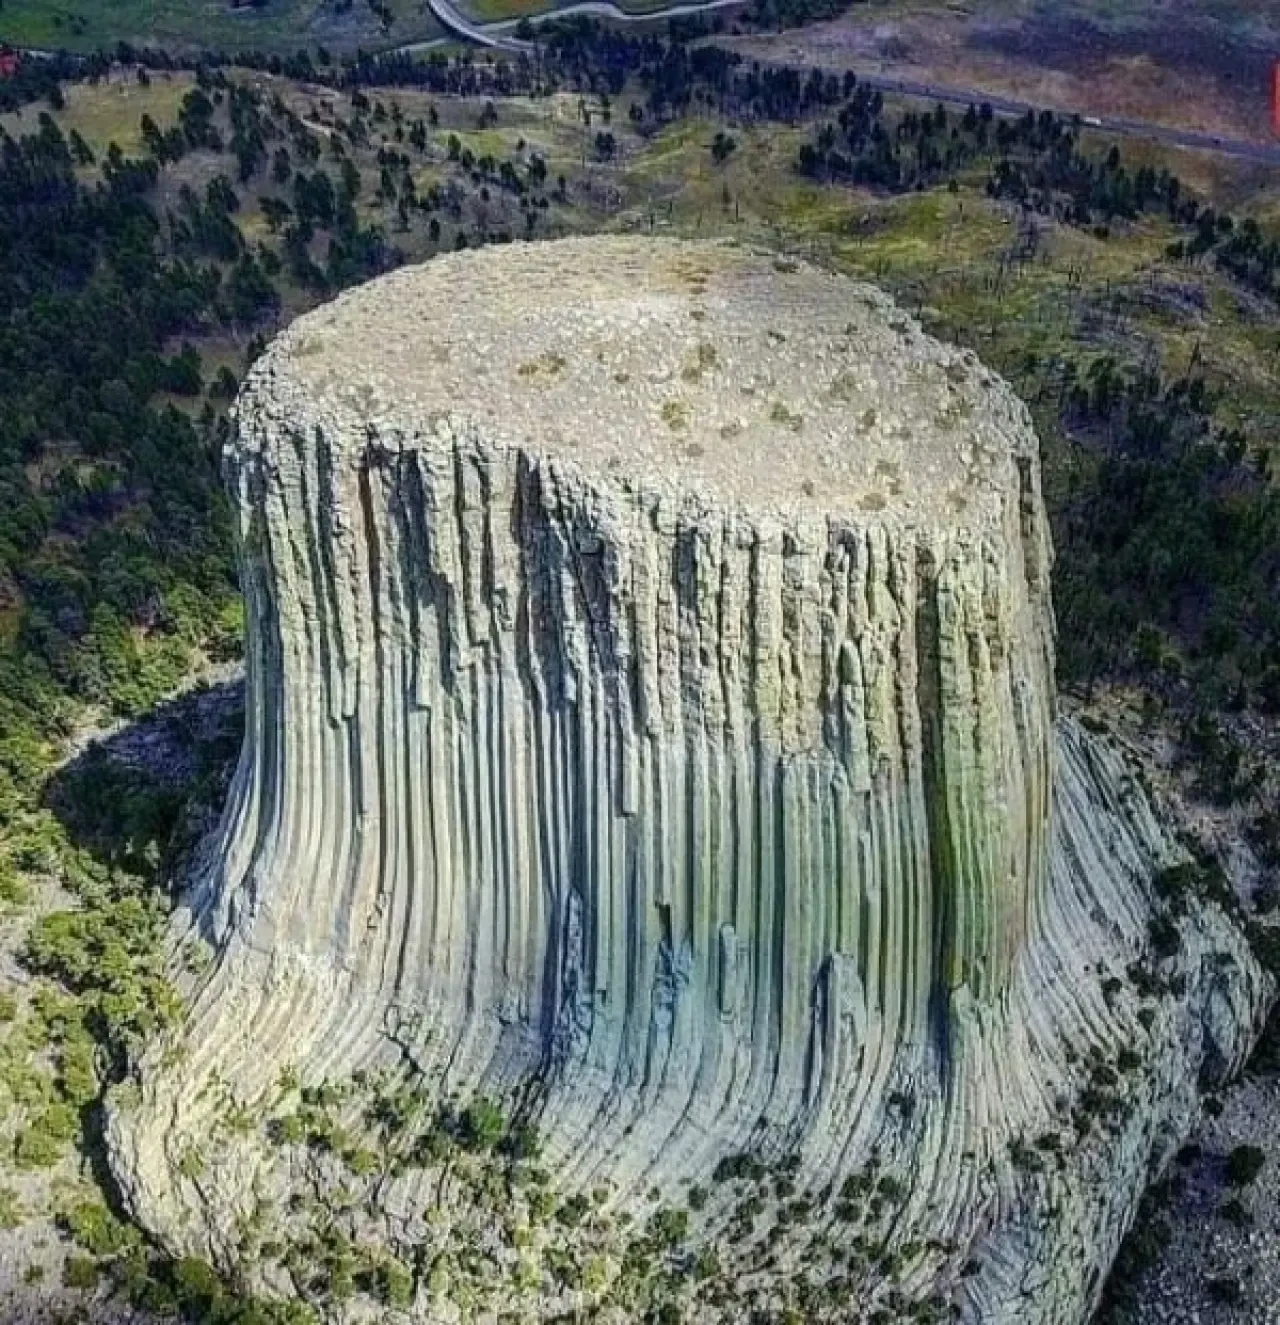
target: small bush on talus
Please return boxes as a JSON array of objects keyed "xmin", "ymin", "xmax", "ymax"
[
  {"xmin": 556, "ymin": 1193, "xmax": 591, "ymax": 1227},
  {"xmin": 1152, "ymin": 860, "xmax": 1241, "ymax": 922},
  {"xmin": 646, "ymin": 1206, "xmax": 689, "ymax": 1250},
  {"xmin": 13, "ymin": 1102, "xmax": 78, "ymax": 1169},
  {"xmin": 504, "ymin": 1121, "xmax": 542, "ymax": 1162},
  {"xmin": 0, "ymin": 1188, "xmax": 24, "ymax": 1230},
  {"xmin": 1225, "ymin": 1144, "xmax": 1265, "ymax": 1187},
  {"xmin": 60, "ymin": 1200, "xmax": 141, "ymax": 1258},
  {"xmin": 63, "ymin": 1255, "xmax": 100, "ymax": 1289},
  {"xmin": 1148, "ymin": 913, "xmax": 1180, "ymax": 960},
  {"xmin": 712, "ymin": 1152, "xmax": 767, "ymax": 1184},
  {"xmin": 459, "ymin": 1096, "xmax": 506, "ymax": 1152},
  {"xmin": 372, "ymin": 1258, "xmax": 414, "ymax": 1307}
]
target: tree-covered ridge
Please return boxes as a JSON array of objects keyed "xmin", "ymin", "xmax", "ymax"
[
  {"xmin": 0, "ymin": 106, "xmax": 238, "ymax": 725},
  {"xmin": 796, "ymin": 94, "xmax": 1280, "ymax": 305},
  {"xmin": 1052, "ymin": 365, "xmax": 1280, "ymax": 706}
]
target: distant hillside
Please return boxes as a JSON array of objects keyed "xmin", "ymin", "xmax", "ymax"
[{"xmin": 0, "ymin": 0, "xmax": 444, "ymax": 56}]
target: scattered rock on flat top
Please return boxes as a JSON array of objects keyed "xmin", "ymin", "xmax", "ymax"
[{"xmin": 243, "ymin": 235, "xmax": 1032, "ymax": 523}]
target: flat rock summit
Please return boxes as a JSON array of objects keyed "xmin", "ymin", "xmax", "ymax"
[
  {"xmin": 259, "ymin": 236, "xmax": 1017, "ymax": 521},
  {"xmin": 107, "ymin": 237, "xmax": 1269, "ymax": 1324}
]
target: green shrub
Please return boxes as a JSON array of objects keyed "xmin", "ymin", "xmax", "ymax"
[
  {"xmin": 1225, "ymin": 1144, "xmax": 1265, "ymax": 1187},
  {"xmin": 172, "ymin": 1255, "xmax": 224, "ymax": 1311},
  {"xmin": 712, "ymin": 1152, "xmax": 766, "ymax": 1184},
  {"xmin": 556, "ymin": 1193, "xmax": 590, "ymax": 1227},
  {"xmin": 63, "ymin": 1255, "xmax": 100, "ymax": 1289},
  {"xmin": 268, "ymin": 1113, "xmax": 306, "ymax": 1145},
  {"xmin": 375, "ymin": 1258, "xmax": 414, "ymax": 1307},
  {"xmin": 460, "ymin": 1096, "xmax": 505, "ymax": 1151},
  {"xmin": 0, "ymin": 1186, "xmax": 23, "ymax": 1230},
  {"xmin": 646, "ymin": 1206, "xmax": 689, "ymax": 1249},
  {"xmin": 1148, "ymin": 913, "xmax": 1180, "ymax": 960},
  {"xmin": 505, "ymin": 1121, "xmax": 541, "ymax": 1162},
  {"xmin": 0, "ymin": 868, "xmax": 32, "ymax": 908},
  {"xmin": 57, "ymin": 1034, "xmax": 98, "ymax": 1107},
  {"xmin": 344, "ymin": 1146, "xmax": 379, "ymax": 1176},
  {"xmin": 62, "ymin": 1200, "xmax": 139, "ymax": 1257},
  {"xmin": 14, "ymin": 1102, "xmax": 77, "ymax": 1169}
]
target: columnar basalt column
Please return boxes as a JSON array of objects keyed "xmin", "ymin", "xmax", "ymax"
[{"xmin": 108, "ymin": 238, "xmax": 1268, "ymax": 1324}]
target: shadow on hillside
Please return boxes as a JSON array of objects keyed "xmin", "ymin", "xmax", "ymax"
[{"xmin": 44, "ymin": 673, "xmax": 245, "ymax": 888}]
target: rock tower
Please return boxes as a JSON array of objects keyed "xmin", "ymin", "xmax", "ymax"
[{"xmin": 108, "ymin": 238, "xmax": 1267, "ymax": 1323}]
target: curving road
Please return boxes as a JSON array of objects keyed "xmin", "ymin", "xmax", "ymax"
[
  {"xmin": 417, "ymin": 0, "xmax": 532, "ymax": 50},
  {"xmin": 416, "ymin": 0, "xmax": 746, "ymax": 51},
  {"xmin": 413, "ymin": 0, "xmax": 1280, "ymax": 167}
]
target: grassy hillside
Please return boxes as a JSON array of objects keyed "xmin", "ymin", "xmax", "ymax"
[{"xmin": 0, "ymin": 0, "xmax": 443, "ymax": 56}]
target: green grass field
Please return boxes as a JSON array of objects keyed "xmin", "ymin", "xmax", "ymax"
[
  {"xmin": 0, "ymin": 72, "xmax": 195, "ymax": 154},
  {"xmin": 0, "ymin": 0, "xmax": 443, "ymax": 55}
]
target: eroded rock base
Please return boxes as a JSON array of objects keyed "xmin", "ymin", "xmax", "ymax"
[{"xmin": 107, "ymin": 721, "xmax": 1268, "ymax": 1323}]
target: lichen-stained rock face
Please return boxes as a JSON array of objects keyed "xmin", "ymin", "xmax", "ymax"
[{"xmin": 106, "ymin": 238, "xmax": 1269, "ymax": 1324}]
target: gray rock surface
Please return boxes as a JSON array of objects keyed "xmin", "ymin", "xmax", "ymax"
[{"xmin": 106, "ymin": 237, "xmax": 1271, "ymax": 1323}]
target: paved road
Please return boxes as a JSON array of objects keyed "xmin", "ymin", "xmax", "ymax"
[
  {"xmin": 841, "ymin": 68, "xmax": 1280, "ymax": 169},
  {"xmin": 419, "ymin": 0, "xmax": 532, "ymax": 50},
  {"xmin": 414, "ymin": 0, "xmax": 1280, "ymax": 168},
  {"xmin": 417, "ymin": 0, "xmax": 746, "ymax": 52}
]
